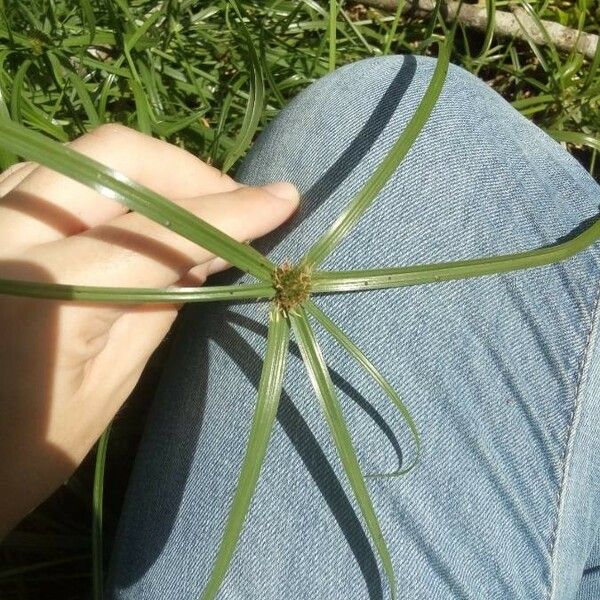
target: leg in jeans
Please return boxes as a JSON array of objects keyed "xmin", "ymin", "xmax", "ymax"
[{"xmin": 107, "ymin": 55, "xmax": 600, "ymax": 599}]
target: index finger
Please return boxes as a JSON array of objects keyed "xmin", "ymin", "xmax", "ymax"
[{"xmin": 0, "ymin": 124, "xmax": 240, "ymax": 255}]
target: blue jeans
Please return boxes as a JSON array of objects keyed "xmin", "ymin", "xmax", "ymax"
[{"xmin": 107, "ymin": 55, "xmax": 600, "ymax": 599}]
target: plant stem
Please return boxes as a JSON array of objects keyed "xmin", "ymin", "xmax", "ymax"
[
  {"xmin": 311, "ymin": 218, "xmax": 600, "ymax": 293},
  {"xmin": 92, "ymin": 424, "xmax": 111, "ymax": 600},
  {"xmin": 0, "ymin": 280, "xmax": 274, "ymax": 303}
]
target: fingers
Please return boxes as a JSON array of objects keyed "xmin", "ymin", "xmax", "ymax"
[
  {"xmin": 58, "ymin": 305, "xmax": 179, "ymax": 463},
  {"xmin": 0, "ymin": 162, "xmax": 37, "ymax": 197},
  {"xmin": 22, "ymin": 182, "xmax": 299, "ymax": 289},
  {"xmin": 0, "ymin": 161, "xmax": 33, "ymax": 183},
  {"xmin": 0, "ymin": 124, "xmax": 240, "ymax": 254}
]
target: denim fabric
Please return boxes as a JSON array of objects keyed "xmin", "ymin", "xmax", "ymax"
[{"xmin": 107, "ymin": 55, "xmax": 600, "ymax": 599}]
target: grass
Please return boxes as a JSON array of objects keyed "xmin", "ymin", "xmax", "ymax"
[
  {"xmin": 0, "ymin": 0, "xmax": 599, "ymax": 598},
  {"xmin": 0, "ymin": 1, "xmax": 598, "ymax": 175}
]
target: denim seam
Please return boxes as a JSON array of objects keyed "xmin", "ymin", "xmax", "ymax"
[{"xmin": 547, "ymin": 267, "xmax": 600, "ymax": 600}]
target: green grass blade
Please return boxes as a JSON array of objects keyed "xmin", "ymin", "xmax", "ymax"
[
  {"xmin": 305, "ymin": 300, "xmax": 420, "ymax": 476},
  {"xmin": 311, "ymin": 208, "xmax": 600, "ymax": 294},
  {"xmin": 290, "ymin": 309, "xmax": 397, "ymax": 600},
  {"xmin": 120, "ymin": 10, "xmax": 163, "ymax": 86},
  {"xmin": 546, "ymin": 129, "xmax": 600, "ymax": 153},
  {"xmin": 124, "ymin": 9, "xmax": 163, "ymax": 54},
  {"xmin": 301, "ymin": 39, "xmax": 450, "ymax": 269},
  {"xmin": 479, "ymin": 0, "xmax": 495, "ymax": 57},
  {"xmin": 0, "ymin": 278, "xmax": 274, "ymax": 303},
  {"xmin": 65, "ymin": 69, "xmax": 100, "ymax": 127},
  {"xmin": 201, "ymin": 307, "xmax": 289, "ymax": 600},
  {"xmin": 424, "ymin": 0, "xmax": 444, "ymax": 43},
  {"xmin": 153, "ymin": 109, "xmax": 208, "ymax": 138},
  {"xmin": 0, "ymin": 8, "xmax": 15, "ymax": 45},
  {"xmin": 0, "ymin": 76, "xmax": 17, "ymax": 168},
  {"xmin": 510, "ymin": 4, "xmax": 549, "ymax": 73},
  {"xmin": 339, "ymin": 6, "xmax": 375, "ymax": 56},
  {"xmin": 0, "ymin": 117, "xmax": 275, "ymax": 281},
  {"xmin": 78, "ymin": 0, "xmax": 96, "ymax": 44},
  {"xmin": 17, "ymin": 4, "xmax": 42, "ymax": 29},
  {"xmin": 328, "ymin": 0, "xmax": 338, "ymax": 72},
  {"xmin": 130, "ymin": 78, "xmax": 153, "ymax": 134},
  {"xmin": 209, "ymin": 77, "xmax": 239, "ymax": 165},
  {"xmin": 92, "ymin": 423, "xmax": 111, "ymax": 600},
  {"xmin": 383, "ymin": 0, "xmax": 406, "ymax": 56},
  {"xmin": 221, "ymin": 0, "xmax": 266, "ymax": 174},
  {"xmin": 511, "ymin": 93, "xmax": 554, "ymax": 111},
  {"xmin": 517, "ymin": 0, "xmax": 562, "ymax": 71},
  {"xmin": 9, "ymin": 59, "xmax": 31, "ymax": 124},
  {"xmin": 260, "ymin": 32, "xmax": 285, "ymax": 108},
  {"xmin": 583, "ymin": 24, "xmax": 600, "ymax": 90}
]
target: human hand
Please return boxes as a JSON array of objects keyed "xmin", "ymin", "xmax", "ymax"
[{"xmin": 0, "ymin": 124, "xmax": 299, "ymax": 536}]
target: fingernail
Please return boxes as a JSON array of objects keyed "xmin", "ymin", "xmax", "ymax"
[{"xmin": 262, "ymin": 181, "xmax": 300, "ymax": 203}]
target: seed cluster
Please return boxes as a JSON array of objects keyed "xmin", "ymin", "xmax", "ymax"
[{"xmin": 272, "ymin": 261, "xmax": 312, "ymax": 314}]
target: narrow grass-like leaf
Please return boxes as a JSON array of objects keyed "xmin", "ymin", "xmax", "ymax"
[
  {"xmin": 92, "ymin": 424, "xmax": 111, "ymax": 600},
  {"xmin": 130, "ymin": 78, "xmax": 152, "ymax": 134},
  {"xmin": 153, "ymin": 109, "xmax": 208, "ymax": 138},
  {"xmin": 517, "ymin": 0, "xmax": 562, "ymax": 71},
  {"xmin": 9, "ymin": 59, "xmax": 31, "ymax": 124},
  {"xmin": 210, "ymin": 77, "xmax": 241, "ymax": 165},
  {"xmin": 137, "ymin": 59, "xmax": 165, "ymax": 116},
  {"xmin": 260, "ymin": 32, "xmax": 285, "ymax": 108},
  {"xmin": 305, "ymin": 300, "xmax": 420, "ymax": 476},
  {"xmin": 301, "ymin": 39, "xmax": 450, "ymax": 269},
  {"xmin": 120, "ymin": 10, "xmax": 162, "ymax": 86},
  {"xmin": 201, "ymin": 307, "xmax": 289, "ymax": 600},
  {"xmin": 511, "ymin": 93, "xmax": 554, "ymax": 111},
  {"xmin": 383, "ymin": 0, "xmax": 406, "ymax": 56},
  {"xmin": 44, "ymin": 52, "xmax": 86, "ymax": 135},
  {"xmin": 546, "ymin": 129, "xmax": 600, "ymax": 153},
  {"xmin": 65, "ymin": 69, "xmax": 100, "ymax": 127},
  {"xmin": 0, "ymin": 278, "xmax": 273, "ymax": 303},
  {"xmin": 424, "ymin": 0, "xmax": 444, "ymax": 43},
  {"xmin": 78, "ymin": 0, "xmax": 96, "ymax": 44},
  {"xmin": 328, "ymin": 0, "xmax": 338, "ymax": 72},
  {"xmin": 0, "ymin": 8, "xmax": 15, "ymax": 45},
  {"xmin": 60, "ymin": 32, "xmax": 116, "ymax": 48},
  {"xmin": 510, "ymin": 4, "xmax": 549, "ymax": 73},
  {"xmin": 312, "ymin": 211, "xmax": 600, "ymax": 293},
  {"xmin": 95, "ymin": 56, "xmax": 124, "ymax": 122},
  {"xmin": 221, "ymin": 0, "xmax": 266, "ymax": 173},
  {"xmin": 583, "ymin": 24, "xmax": 600, "ymax": 90},
  {"xmin": 290, "ymin": 309, "xmax": 397, "ymax": 600},
  {"xmin": 124, "ymin": 8, "xmax": 163, "ymax": 55},
  {"xmin": 478, "ymin": 0, "xmax": 496, "ymax": 57},
  {"xmin": 339, "ymin": 7, "xmax": 375, "ymax": 55},
  {"xmin": 0, "ymin": 117, "xmax": 275, "ymax": 280},
  {"xmin": 0, "ymin": 72, "xmax": 17, "ymax": 168},
  {"xmin": 17, "ymin": 4, "xmax": 42, "ymax": 29}
]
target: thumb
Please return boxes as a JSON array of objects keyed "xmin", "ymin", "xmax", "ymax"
[{"xmin": 198, "ymin": 181, "xmax": 302, "ymax": 279}]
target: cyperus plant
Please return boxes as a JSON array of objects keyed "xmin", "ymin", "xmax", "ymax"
[{"xmin": 1, "ymin": 31, "xmax": 600, "ymax": 600}]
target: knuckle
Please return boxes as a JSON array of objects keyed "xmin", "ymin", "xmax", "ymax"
[
  {"xmin": 90, "ymin": 122, "xmax": 135, "ymax": 144},
  {"xmin": 240, "ymin": 186, "xmax": 273, "ymax": 203},
  {"xmin": 1, "ymin": 161, "xmax": 31, "ymax": 175},
  {"xmin": 0, "ymin": 161, "xmax": 33, "ymax": 188}
]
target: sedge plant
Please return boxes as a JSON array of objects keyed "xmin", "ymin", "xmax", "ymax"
[{"xmin": 1, "ymin": 26, "xmax": 600, "ymax": 600}]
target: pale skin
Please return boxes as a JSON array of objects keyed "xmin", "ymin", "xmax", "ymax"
[{"xmin": 0, "ymin": 123, "xmax": 299, "ymax": 537}]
